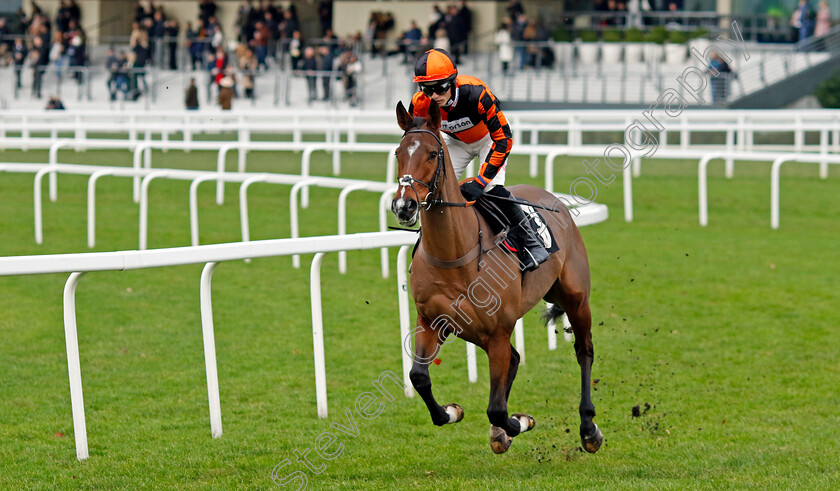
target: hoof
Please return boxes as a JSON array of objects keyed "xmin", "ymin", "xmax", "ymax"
[
  {"xmin": 581, "ymin": 423, "xmax": 603, "ymax": 453},
  {"xmin": 512, "ymin": 413, "xmax": 535, "ymax": 433},
  {"xmin": 490, "ymin": 425, "xmax": 512, "ymax": 454},
  {"xmin": 442, "ymin": 404, "xmax": 464, "ymax": 424}
]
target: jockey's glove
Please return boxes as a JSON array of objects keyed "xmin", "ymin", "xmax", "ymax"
[{"xmin": 460, "ymin": 179, "xmax": 485, "ymax": 202}]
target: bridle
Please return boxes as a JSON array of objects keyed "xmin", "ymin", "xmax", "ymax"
[{"xmin": 397, "ymin": 128, "xmax": 447, "ymax": 211}]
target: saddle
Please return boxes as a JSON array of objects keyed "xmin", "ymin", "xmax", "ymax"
[
  {"xmin": 473, "ymin": 193, "xmax": 559, "ymax": 259},
  {"xmin": 410, "ymin": 194, "xmax": 558, "ymax": 271}
]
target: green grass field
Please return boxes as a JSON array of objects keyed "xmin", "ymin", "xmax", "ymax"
[{"xmin": 1, "ymin": 144, "xmax": 839, "ymax": 489}]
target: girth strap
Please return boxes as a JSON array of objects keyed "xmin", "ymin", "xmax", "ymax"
[{"xmin": 417, "ymin": 242, "xmax": 482, "ymax": 269}]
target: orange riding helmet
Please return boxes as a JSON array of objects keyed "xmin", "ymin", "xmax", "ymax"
[{"xmin": 413, "ymin": 48, "xmax": 458, "ymax": 86}]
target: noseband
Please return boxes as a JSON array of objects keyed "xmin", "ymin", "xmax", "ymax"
[{"xmin": 397, "ymin": 129, "xmax": 446, "ymax": 210}]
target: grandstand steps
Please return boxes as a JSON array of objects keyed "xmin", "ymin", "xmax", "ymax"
[{"xmin": 0, "ymin": 42, "xmax": 832, "ymax": 111}]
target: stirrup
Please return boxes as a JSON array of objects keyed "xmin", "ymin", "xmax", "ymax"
[{"xmin": 520, "ymin": 244, "xmax": 549, "ymax": 272}]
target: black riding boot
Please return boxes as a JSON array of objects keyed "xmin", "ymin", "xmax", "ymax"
[{"xmin": 506, "ymin": 202, "xmax": 551, "ymax": 272}]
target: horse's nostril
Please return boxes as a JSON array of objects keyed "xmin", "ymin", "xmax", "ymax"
[{"xmin": 405, "ymin": 200, "xmax": 417, "ymax": 213}]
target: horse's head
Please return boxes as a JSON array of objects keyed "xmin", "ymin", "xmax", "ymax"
[{"xmin": 391, "ymin": 100, "xmax": 445, "ymax": 227}]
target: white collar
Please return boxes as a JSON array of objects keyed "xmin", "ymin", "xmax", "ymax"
[{"xmin": 446, "ymin": 86, "xmax": 459, "ymax": 108}]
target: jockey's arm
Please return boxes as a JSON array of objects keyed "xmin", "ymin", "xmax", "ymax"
[{"xmin": 474, "ymin": 90, "xmax": 513, "ymax": 187}]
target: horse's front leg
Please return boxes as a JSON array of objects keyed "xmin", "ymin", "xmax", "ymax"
[
  {"xmin": 487, "ymin": 336, "xmax": 535, "ymax": 453},
  {"xmin": 408, "ymin": 316, "xmax": 464, "ymax": 427}
]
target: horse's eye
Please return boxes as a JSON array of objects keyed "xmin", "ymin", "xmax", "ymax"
[{"xmin": 429, "ymin": 151, "xmax": 438, "ymax": 160}]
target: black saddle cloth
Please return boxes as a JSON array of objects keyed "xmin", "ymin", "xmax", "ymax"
[{"xmin": 474, "ymin": 192, "xmax": 560, "ymax": 256}]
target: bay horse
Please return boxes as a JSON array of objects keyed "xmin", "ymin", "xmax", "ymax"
[{"xmin": 390, "ymin": 100, "xmax": 603, "ymax": 454}]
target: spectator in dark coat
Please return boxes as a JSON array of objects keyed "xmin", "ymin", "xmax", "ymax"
[
  {"xmin": 185, "ymin": 77, "xmax": 200, "ymax": 109},
  {"xmin": 445, "ymin": 4, "xmax": 469, "ymax": 63},
  {"xmin": 300, "ymin": 46, "xmax": 319, "ymax": 102},
  {"xmin": 199, "ymin": 0, "xmax": 218, "ymax": 24},
  {"xmin": 318, "ymin": 1, "xmax": 333, "ymax": 35},
  {"xmin": 318, "ymin": 45, "xmax": 334, "ymax": 100},
  {"xmin": 186, "ymin": 22, "xmax": 203, "ymax": 70},
  {"xmin": 166, "ymin": 20, "xmax": 179, "ymax": 70},
  {"xmin": 13, "ymin": 37, "xmax": 27, "ymax": 89},
  {"xmin": 30, "ymin": 36, "xmax": 50, "ymax": 98},
  {"xmin": 149, "ymin": 11, "xmax": 166, "ymax": 65},
  {"xmin": 46, "ymin": 95, "xmax": 65, "ymax": 109}
]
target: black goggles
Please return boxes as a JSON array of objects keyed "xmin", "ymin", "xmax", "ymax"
[{"xmin": 419, "ymin": 81, "xmax": 452, "ymax": 97}]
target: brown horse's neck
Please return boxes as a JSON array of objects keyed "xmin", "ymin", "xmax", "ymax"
[{"xmin": 418, "ymin": 145, "xmax": 478, "ymax": 264}]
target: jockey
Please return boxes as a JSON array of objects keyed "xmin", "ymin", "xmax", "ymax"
[{"xmin": 408, "ymin": 48, "xmax": 549, "ymax": 271}]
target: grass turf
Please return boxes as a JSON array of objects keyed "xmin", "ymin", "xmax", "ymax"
[{"xmin": 0, "ymin": 146, "xmax": 839, "ymax": 489}]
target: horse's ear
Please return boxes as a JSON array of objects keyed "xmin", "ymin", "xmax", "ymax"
[
  {"xmin": 396, "ymin": 101, "xmax": 412, "ymax": 131},
  {"xmin": 427, "ymin": 100, "xmax": 442, "ymax": 130}
]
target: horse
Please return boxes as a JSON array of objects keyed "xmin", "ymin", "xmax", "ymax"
[{"xmin": 390, "ymin": 100, "xmax": 604, "ymax": 454}]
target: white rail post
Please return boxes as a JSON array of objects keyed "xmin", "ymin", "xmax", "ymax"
[
  {"xmin": 623, "ymin": 151, "xmax": 633, "ymax": 223},
  {"xmin": 238, "ymin": 124, "xmax": 249, "ymax": 175},
  {"xmin": 87, "ymin": 170, "xmax": 113, "ymax": 249},
  {"xmin": 546, "ymin": 303, "xmax": 557, "ymax": 350},
  {"xmin": 332, "ymin": 146, "xmax": 341, "ymax": 176},
  {"xmin": 386, "ymin": 149, "xmax": 397, "ymax": 186},
  {"xmin": 794, "ymin": 115, "xmax": 803, "ymax": 153},
  {"xmin": 239, "ymin": 175, "xmax": 267, "ymax": 244},
  {"xmin": 33, "ymin": 167, "xmax": 50, "ymax": 245},
  {"xmin": 74, "ymin": 114, "xmax": 85, "ymax": 151},
  {"xmin": 215, "ymin": 144, "xmax": 235, "ymax": 206},
  {"xmin": 770, "ymin": 156, "xmax": 788, "ymax": 230},
  {"xmin": 563, "ymin": 313, "xmax": 573, "ymax": 342},
  {"xmin": 697, "ymin": 153, "xmax": 722, "ymax": 227},
  {"xmin": 337, "ymin": 184, "xmax": 368, "ymax": 273},
  {"xmin": 289, "ymin": 179, "xmax": 318, "ymax": 268},
  {"xmin": 63, "ymin": 272, "xmax": 89, "ymax": 461},
  {"xmin": 48, "ymin": 141, "xmax": 68, "ymax": 203},
  {"xmin": 514, "ymin": 317, "xmax": 525, "ymax": 365},
  {"xmin": 300, "ymin": 146, "xmax": 318, "ymax": 208},
  {"xmin": 199, "ymin": 262, "xmax": 223, "ymax": 438},
  {"xmin": 139, "ymin": 172, "xmax": 168, "ymax": 250},
  {"xmin": 725, "ymin": 128, "xmax": 735, "ymax": 177},
  {"xmin": 378, "ymin": 188, "xmax": 396, "ymax": 278},
  {"xmin": 21, "ymin": 114, "xmax": 29, "ymax": 149},
  {"xmin": 238, "ymin": 144, "xmax": 248, "ymax": 176},
  {"xmin": 529, "ymin": 129, "xmax": 539, "ymax": 177},
  {"xmin": 310, "ymin": 253, "xmax": 329, "ymax": 418},
  {"xmin": 466, "ymin": 343, "xmax": 477, "ymax": 383},
  {"xmin": 131, "ymin": 143, "xmax": 149, "ymax": 203},
  {"xmin": 819, "ymin": 129, "xmax": 828, "ymax": 179},
  {"xmin": 396, "ymin": 245, "xmax": 414, "ymax": 397},
  {"xmin": 128, "ymin": 114, "xmax": 137, "ymax": 146},
  {"xmin": 544, "ymin": 150, "xmax": 564, "ymax": 194},
  {"xmin": 183, "ymin": 117, "xmax": 192, "ymax": 151},
  {"xmin": 627, "ymin": 117, "xmax": 641, "ymax": 178},
  {"xmin": 189, "ymin": 175, "xmax": 220, "ymax": 247}
]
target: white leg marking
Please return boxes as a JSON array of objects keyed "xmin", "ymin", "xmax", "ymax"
[{"xmin": 445, "ymin": 406, "xmax": 460, "ymax": 423}]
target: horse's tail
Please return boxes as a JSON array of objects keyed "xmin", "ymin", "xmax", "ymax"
[
  {"xmin": 541, "ymin": 303, "xmax": 566, "ymax": 326},
  {"xmin": 542, "ymin": 302, "xmax": 573, "ymax": 340}
]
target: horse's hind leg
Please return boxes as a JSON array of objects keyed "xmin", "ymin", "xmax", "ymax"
[
  {"xmin": 409, "ymin": 316, "xmax": 464, "ymax": 427},
  {"xmin": 555, "ymin": 277, "xmax": 604, "ymax": 453}
]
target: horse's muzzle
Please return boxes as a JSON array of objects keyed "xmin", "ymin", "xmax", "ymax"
[{"xmin": 391, "ymin": 197, "xmax": 418, "ymax": 226}]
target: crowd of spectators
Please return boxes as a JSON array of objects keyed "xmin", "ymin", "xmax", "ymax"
[
  {"xmin": 1, "ymin": 1, "xmax": 87, "ymax": 99},
  {"xmin": 791, "ymin": 0, "xmax": 832, "ymax": 42}
]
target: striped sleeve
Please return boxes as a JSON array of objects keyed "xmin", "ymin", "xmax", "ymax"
[{"xmin": 475, "ymin": 89, "xmax": 512, "ymax": 186}]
